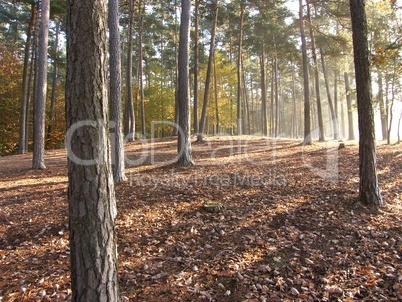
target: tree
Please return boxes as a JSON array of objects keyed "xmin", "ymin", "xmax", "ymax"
[
  {"xmin": 177, "ymin": 0, "xmax": 194, "ymax": 166},
  {"xmin": 197, "ymin": 0, "xmax": 219, "ymax": 142},
  {"xmin": 32, "ymin": 0, "xmax": 50, "ymax": 169},
  {"xmin": 66, "ymin": 0, "xmax": 120, "ymax": 299},
  {"xmin": 236, "ymin": 0, "xmax": 245, "ymax": 136},
  {"xmin": 109, "ymin": 0, "xmax": 127, "ymax": 183},
  {"xmin": 18, "ymin": 3, "xmax": 37, "ymax": 154},
  {"xmin": 349, "ymin": 0, "xmax": 383, "ymax": 207},
  {"xmin": 125, "ymin": 0, "xmax": 136, "ymax": 142},
  {"xmin": 299, "ymin": 0, "xmax": 311, "ymax": 144},
  {"xmin": 193, "ymin": 0, "xmax": 199, "ymax": 135}
]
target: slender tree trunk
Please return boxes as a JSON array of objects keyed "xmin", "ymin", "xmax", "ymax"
[
  {"xmin": 299, "ymin": 0, "xmax": 311, "ymax": 144},
  {"xmin": 177, "ymin": 0, "xmax": 194, "ymax": 166},
  {"xmin": 193, "ymin": 0, "xmax": 199, "ymax": 135},
  {"xmin": 291, "ymin": 61, "xmax": 297, "ymax": 138},
  {"xmin": 334, "ymin": 70, "xmax": 340, "ymax": 138},
  {"xmin": 274, "ymin": 41, "xmax": 279, "ymax": 138},
  {"xmin": 387, "ymin": 64, "xmax": 397, "ymax": 145},
  {"xmin": 270, "ymin": 57, "xmax": 274, "ymax": 136},
  {"xmin": 344, "ymin": 72, "xmax": 355, "ymax": 140},
  {"xmin": 138, "ymin": 0, "xmax": 146, "ymax": 138},
  {"xmin": 236, "ymin": 1, "xmax": 245, "ymax": 136},
  {"xmin": 213, "ymin": 55, "xmax": 219, "ymax": 134},
  {"xmin": 320, "ymin": 48, "xmax": 338, "ymax": 140},
  {"xmin": 47, "ymin": 20, "xmax": 60, "ymax": 140},
  {"xmin": 306, "ymin": 0, "xmax": 324, "ymax": 141},
  {"xmin": 66, "ymin": 0, "xmax": 120, "ymax": 299},
  {"xmin": 32, "ymin": 0, "xmax": 50, "ymax": 169},
  {"xmin": 197, "ymin": 0, "xmax": 218, "ymax": 142},
  {"xmin": 173, "ymin": 0, "xmax": 180, "ymax": 136},
  {"xmin": 260, "ymin": 43, "xmax": 268, "ymax": 136},
  {"xmin": 377, "ymin": 72, "xmax": 387, "ymax": 140},
  {"xmin": 125, "ymin": 0, "xmax": 136, "ymax": 141},
  {"xmin": 349, "ymin": 0, "xmax": 383, "ymax": 207},
  {"xmin": 18, "ymin": 4, "xmax": 36, "ymax": 154},
  {"xmin": 109, "ymin": 0, "xmax": 126, "ymax": 183}
]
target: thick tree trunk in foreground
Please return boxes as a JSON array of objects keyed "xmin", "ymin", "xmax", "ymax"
[
  {"xmin": 109, "ymin": 0, "xmax": 127, "ymax": 183},
  {"xmin": 32, "ymin": 0, "xmax": 50, "ymax": 169},
  {"xmin": 177, "ymin": 0, "xmax": 194, "ymax": 166},
  {"xmin": 349, "ymin": 0, "xmax": 383, "ymax": 207},
  {"xmin": 66, "ymin": 0, "xmax": 120, "ymax": 300}
]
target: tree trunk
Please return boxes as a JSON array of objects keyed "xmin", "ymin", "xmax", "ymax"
[
  {"xmin": 236, "ymin": 1, "xmax": 245, "ymax": 136},
  {"xmin": 177, "ymin": 0, "xmax": 194, "ymax": 166},
  {"xmin": 274, "ymin": 41, "xmax": 279, "ymax": 138},
  {"xmin": 320, "ymin": 48, "xmax": 338, "ymax": 140},
  {"xmin": 66, "ymin": 0, "xmax": 120, "ymax": 300},
  {"xmin": 377, "ymin": 72, "xmax": 387, "ymax": 140},
  {"xmin": 213, "ymin": 55, "xmax": 219, "ymax": 134},
  {"xmin": 260, "ymin": 43, "xmax": 268, "ymax": 136},
  {"xmin": 197, "ymin": 0, "xmax": 218, "ymax": 142},
  {"xmin": 349, "ymin": 0, "xmax": 383, "ymax": 207},
  {"xmin": 138, "ymin": 0, "xmax": 146, "ymax": 138},
  {"xmin": 334, "ymin": 70, "xmax": 340, "ymax": 138},
  {"xmin": 32, "ymin": 0, "xmax": 50, "ymax": 169},
  {"xmin": 387, "ymin": 68, "xmax": 396, "ymax": 145},
  {"xmin": 397, "ymin": 109, "xmax": 401, "ymax": 144},
  {"xmin": 306, "ymin": 0, "xmax": 324, "ymax": 142},
  {"xmin": 344, "ymin": 72, "xmax": 355, "ymax": 140},
  {"xmin": 125, "ymin": 0, "xmax": 136, "ymax": 141},
  {"xmin": 47, "ymin": 20, "xmax": 60, "ymax": 140},
  {"xmin": 109, "ymin": 0, "xmax": 127, "ymax": 183},
  {"xmin": 18, "ymin": 3, "xmax": 36, "ymax": 154},
  {"xmin": 193, "ymin": 0, "xmax": 199, "ymax": 135},
  {"xmin": 299, "ymin": 0, "xmax": 311, "ymax": 144}
]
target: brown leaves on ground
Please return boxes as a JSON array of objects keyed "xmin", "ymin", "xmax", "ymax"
[{"xmin": 0, "ymin": 137, "xmax": 401, "ymax": 301}]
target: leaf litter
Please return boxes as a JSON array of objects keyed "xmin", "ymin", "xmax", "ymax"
[{"xmin": 0, "ymin": 137, "xmax": 401, "ymax": 301}]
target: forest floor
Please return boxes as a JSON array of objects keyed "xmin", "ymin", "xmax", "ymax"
[{"xmin": 0, "ymin": 136, "xmax": 401, "ymax": 302}]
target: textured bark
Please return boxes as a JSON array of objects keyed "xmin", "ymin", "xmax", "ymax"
[
  {"xmin": 349, "ymin": 0, "xmax": 383, "ymax": 207},
  {"xmin": 66, "ymin": 0, "xmax": 120, "ymax": 300},
  {"xmin": 177, "ymin": 0, "xmax": 194, "ymax": 166},
  {"xmin": 198, "ymin": 0, "xmax": 219, "ymax": 142},
  {"xmin": 109, "ymin": 0, "xmax": 127, "ymax": 183},
  {"xmin": 18, "ymin": 4, "xmax": 36, "ymax": 154},
  {"xmin": 344, "ymin": 72, "xmax": 355, "ymax": 140},
  {"xmin": 32, "ymin": 0, "xmax": 50, "ymax": 169},
  {"xmin": 299, "ymin": 0, "xmax": 311, "ymax": 144}
]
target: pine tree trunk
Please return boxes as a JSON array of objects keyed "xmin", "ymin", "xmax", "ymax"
[
  {"xmin": 18, "ymin": 4, "xmax": 36, "ymax": 154},
  {"xmin": 32, "ymin": 0, "xmax": 50, "ymax": 169},
  {"xmin": 109, "ymin": 0, "xmax": 127, "ymax": 183},
  {"xmin": 349, "ymin": 0, "xmax": 383, "ymax": 207},
  {"xmin": 66, "ymin": 0, "xmax": 120, "ymax": 299},
  {"xmin": 306, "ymin": 0, "xmax": 324, "ymax": 142},
  {"xmin": 47, "ymin": 20, "xmax": 60, "ymax": 140},
  {"xmin": 138, "ymin": 0, "xmax": 146, "ymax": 138},
  {"xmin": 299, "ymin": 0, "xmax": 311, "ymax": 144},
  {"xmin": 125, "ymin": 0, "xmax": 136, "ymax": 141},
  {"xmin": 193, "ymin": 0, "xmax": 199, "ymax": 135},
  {"xmin": 344, "ymin": 72, "xmax": 355, "ymax": 140},
  {"xmin": 320, "ymin": 48, "xmax": 338, "ymax": 140},
  {"xmin": 236, "ymin": 1, "xmax": 245, "ymax": 136},
  {"xmin": 177, "ymin": 0, "xmax": 194, "ymax": 166},
  {"xmin": 377, "ymin": 72, "xmax": 387, "ymax": 140},
  {"xmin": 260, "ymin": 43, "xmax": 268, "ymax": 136},
  {"xmin": 197, "ymin": 0, "xmax": 218, "ymax": 142}
]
